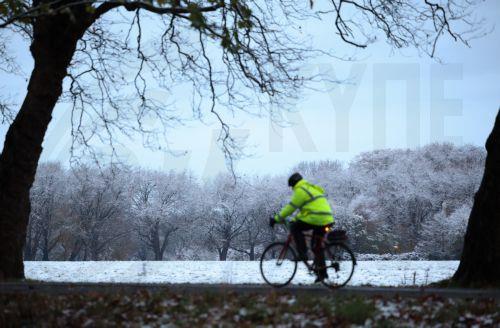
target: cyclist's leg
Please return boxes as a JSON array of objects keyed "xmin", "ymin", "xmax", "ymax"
[
  {"xmin": 290, "ymin": 221, "xmax": 310, "ymax": 261},
  {"xmin": 311, "ymin": 226, "xmax": 327, "ymax": 278}
]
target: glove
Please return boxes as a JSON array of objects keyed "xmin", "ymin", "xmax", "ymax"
[{"xmin": 269, "ymin": 216, "xmax": 276, "ymax": 228}]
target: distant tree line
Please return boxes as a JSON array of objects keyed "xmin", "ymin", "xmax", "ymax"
[{"xmin": 24, "ymin": 143, "xmax": 484, "ymax": 261}]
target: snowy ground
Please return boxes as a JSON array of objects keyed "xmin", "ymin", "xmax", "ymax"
[{"xmin": 25, "ymin": 261, "xmax": 458, "ymax": 286}]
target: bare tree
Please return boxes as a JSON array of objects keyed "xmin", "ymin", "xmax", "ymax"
[
  {"xmin": 230, "ymin": 179, "xmax": 281, "ymax": 260},
  {"xmin": 0, "ymin": 0, "xmax": 484, "ymax": 279},
  {"xmin": 232, "ymin": 209, "xmax": 268, "ymax": 261},
  {"xmin": 24, "ymin": 163, "xmax": 66, "ymax": 260},
  {"xmin": 131, "ymin": 170, "xmax": 193, "ymax": 260},
  {"xmin": 204, "ymin": 175, "xmax": 248, "ymax": 260},
  {"xmin": 66, "ymin": 166, "xmax": 129, "ymax": 260}
]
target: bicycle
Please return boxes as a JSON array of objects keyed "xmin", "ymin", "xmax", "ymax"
[{"xmin": 260, "ymin": 222, "xmax": 356, "ymax": 289}]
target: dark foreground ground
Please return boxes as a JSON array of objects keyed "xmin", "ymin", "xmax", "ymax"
[{"xmin": 1, "ymin": 283, "xmax": 499, "ymax": 327}]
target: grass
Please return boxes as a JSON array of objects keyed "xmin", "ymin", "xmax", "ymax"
[
  {"xmin": 335, "ymin": 297, "xmax": 376, "ymax": 325},
  {"xmin": 1, "ymin": 289, "xmax": 498, "ymax": 327}
]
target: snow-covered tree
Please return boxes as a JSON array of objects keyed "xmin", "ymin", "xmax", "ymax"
[
  {"xmin": 64, "ymin": 166, "xmax": 130, "ymax": 260},
  {"xmin": 24, "ymin": 163, "xmax": 66, "ymax": 260},
  {"xmin": 416, "ymin": 203, "xmax": 471, "ymax": 260},
  {"xmin": 202, "ymin": 174, "xmax": 249, "ymax": 261},
  {"xmin": 131, "ymin": 170, "xmax": 195, "ymax": 260},
  {"xmin": 231, "ymin": 176, "xmax": 283, "ymax": 260}
]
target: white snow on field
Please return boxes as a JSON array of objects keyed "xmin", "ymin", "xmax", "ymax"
[{"xmin": 25, "ymin": 261, "xmax": 458, "ymax": 286}]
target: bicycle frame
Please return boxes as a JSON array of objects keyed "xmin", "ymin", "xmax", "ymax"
[{"xmin": 277, "ymin": 224, "xmax": 327, "ymax": 272}]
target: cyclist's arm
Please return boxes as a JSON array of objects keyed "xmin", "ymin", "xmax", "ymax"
[{"xmin": 274, "ymin": 188, "xmax": 308, "ymax": 223}]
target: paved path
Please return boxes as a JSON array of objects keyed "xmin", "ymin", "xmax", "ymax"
[{"xmin": 1, "ymin": 282, "xmax": 499, "ymax": 299}]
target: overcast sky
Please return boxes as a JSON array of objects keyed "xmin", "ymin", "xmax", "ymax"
[{"xmin": 1, "ymin": 1, "xmax": 499, "ymax": 179}]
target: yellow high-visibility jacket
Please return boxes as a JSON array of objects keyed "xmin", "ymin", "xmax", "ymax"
[{"xmin": 274, "ymin": 179, "xmax": 334, "ymax": 226}]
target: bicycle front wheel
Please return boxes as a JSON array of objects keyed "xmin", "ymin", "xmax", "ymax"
[
  {"xmin": 260, "ymin": 242, "xmax": 298, "ymax": 288},
  {"xmin": 321, "ymin": 242, "xmax": 356, "ymax": 289}
]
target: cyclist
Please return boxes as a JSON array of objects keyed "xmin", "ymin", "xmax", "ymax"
[{"xmin": 269, "ymin": 172, "xmax": 334, "ymax": 283}]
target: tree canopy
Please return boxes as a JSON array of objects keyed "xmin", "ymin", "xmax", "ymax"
[{"xmin": 0, "ymin": 0, "xmax": 484, "ymax": 164}]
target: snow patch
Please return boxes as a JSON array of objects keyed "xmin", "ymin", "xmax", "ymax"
[{"xmin": 25, "ymin": 260, "xmax": 459, "ymax": 286}]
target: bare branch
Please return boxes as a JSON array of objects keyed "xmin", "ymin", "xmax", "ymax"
[{"xmin": 1, "ymin": 0, "xmax": 486, "ymax": 171}]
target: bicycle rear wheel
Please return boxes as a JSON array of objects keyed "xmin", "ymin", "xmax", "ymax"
[
  {"xmin": 260, "ymin": 242, "xmax": 298, "ymax": 288},
  {"xmin": 321, "ymin": 242, "xmax": 356, "ymax": 289}
]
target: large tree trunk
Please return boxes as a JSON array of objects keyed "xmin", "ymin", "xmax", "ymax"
[
  {"xmin": 40, "ymin": 216, "xmax": 51, "ymax": 261},
  {"xmin": 41, "ymin": 228, "xmax": 50, "ymax": 261},
  {"xmin": 68, "ymin": 240, "xmax": 83, "ymax": 261},
  {"xmin": 151, "ymin": 222, "xmax": 162, "ymax": 261},
  {"xmin": 219, "ymin": 242, "xmax": 230, "ymax": 261},
  {"xmin": 0, "ymin": 9, "xmax": 90, "ymax": 280},
  {"xmin": 452, "ymin": 109, "xmax": 500, "ymax": 287},
  {"xmin": 249, "ymin": 244, "xmax": 255, "ymax": 261}
]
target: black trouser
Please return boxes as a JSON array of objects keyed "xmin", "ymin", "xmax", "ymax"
[{"xmin": 290, "ymin": 220, "xmax": 327, "ymax": 276}]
